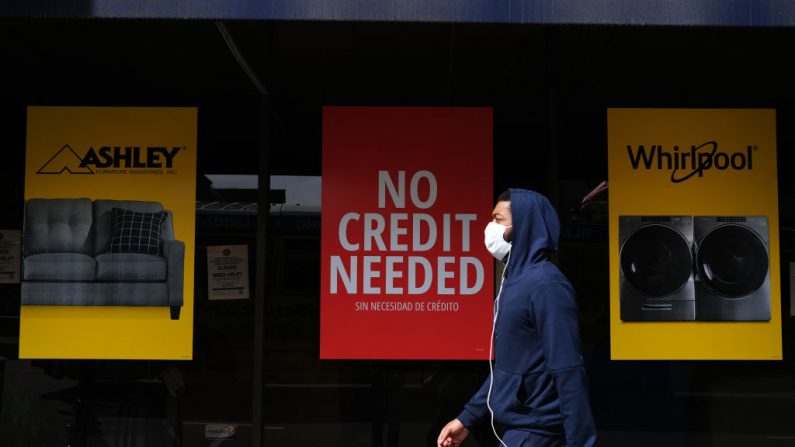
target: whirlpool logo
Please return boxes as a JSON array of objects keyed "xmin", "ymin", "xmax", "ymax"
[
  {"xmin": 37, "ymin": 144, "xmax": 182, "ymax": 175},
  {"xmin": 626, "ymin": 141, "xmax": 757, "ymax": 183}
]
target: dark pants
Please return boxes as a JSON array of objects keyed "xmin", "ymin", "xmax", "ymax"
[{"xmin": 501, "ymin": 429, "xmax": 565, "ymax": 447}]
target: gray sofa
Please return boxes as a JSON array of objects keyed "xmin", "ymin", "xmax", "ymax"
[{"xmin": 21, "ymin": 198, "xmax": 184, "ymax": 320}]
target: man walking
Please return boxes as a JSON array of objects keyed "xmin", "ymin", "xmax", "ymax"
[{"xmin": 437, "ymin": 189, "xmax": 596, "ymax": 447}]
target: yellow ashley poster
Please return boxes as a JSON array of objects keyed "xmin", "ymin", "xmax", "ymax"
[
  {"xmin": 608, "ymin": 108, "xmax": 781, "ymax": 360},
  {"xmin": 22, "ymin": 106, "xmax": 196, "ymax": 359}
]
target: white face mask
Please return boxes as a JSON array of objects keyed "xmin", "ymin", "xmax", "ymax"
[{"xmin": 484, "ymin": 222, "xmax": 512, "ymax": 261}]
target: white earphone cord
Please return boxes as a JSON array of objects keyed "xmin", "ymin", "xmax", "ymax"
[{"xmin": 487, "ymin": 251, "xmax": 510, "ymax": 447}]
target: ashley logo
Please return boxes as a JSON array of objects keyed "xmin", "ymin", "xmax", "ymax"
[
  {"xmin": 37, "ymin": 145, "xmax": 94, "ymax": 174},
  {"xmin": 626, "ymin": 141, "xmax": 755, "ymax": 183},
  {"xmin": 37, "ymin": 145, "xmax": 182, "ymax": 174}
]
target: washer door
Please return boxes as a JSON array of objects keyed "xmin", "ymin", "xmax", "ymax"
[
  {"xmin": 696, "ymin": 224, "xmax": 768, "ymax": 298},
  {"xmin": 621, "ymin": 224, "xmax": 692, "ymax": 298}
]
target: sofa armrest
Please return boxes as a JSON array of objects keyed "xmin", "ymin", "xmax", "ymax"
[{"xmin": 163, "ymin": 239, "xmax": 185, "ymax": 308}]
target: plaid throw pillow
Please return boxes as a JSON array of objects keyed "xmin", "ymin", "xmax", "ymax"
[{"xmin": 109, "ymin": 208, "xmax": 166, "ymax": 255}]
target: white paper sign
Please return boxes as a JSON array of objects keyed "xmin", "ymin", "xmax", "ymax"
[
  {"xmin": 0, "ymin": 230, "xmax": 21, "ymax": 284},
  {"xmin": 207, "ymin": 245, "xmax": 250, "ymax": 300}
]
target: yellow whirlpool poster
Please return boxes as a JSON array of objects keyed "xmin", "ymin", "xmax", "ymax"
[
  {"xmin": 608, "ymin": 108, "xmax": 781, "ymax": 360},
  {"xmin": 21, "ymin": 106, "xmax": 197, "ymax": 360}
]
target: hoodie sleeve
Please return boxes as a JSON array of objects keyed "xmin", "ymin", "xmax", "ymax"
[
  {"xmin": 455, "ymin": 374, "xmax": 490, "ymax": 428},
  {"xmin": 532, "ymin": 282, "xmax": 596, "ymax": 447}
]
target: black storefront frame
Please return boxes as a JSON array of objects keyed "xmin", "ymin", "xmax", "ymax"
[
  {"xmin": 253, "ymin": 94, "xmax": 270, "ymax": 447},
  {"xmin": 215, "ymin": 22, "xmax": 272, "ymax": 447}
]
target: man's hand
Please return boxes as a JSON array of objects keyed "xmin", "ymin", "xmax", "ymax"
[{"xmin": 437, "ymin": 419, "xmax": 469, "ymax": 447}]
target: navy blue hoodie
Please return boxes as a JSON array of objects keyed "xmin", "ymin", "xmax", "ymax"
[{"xmin": 456, "ymin": 189, "xmax": 596, "ymax": 446}]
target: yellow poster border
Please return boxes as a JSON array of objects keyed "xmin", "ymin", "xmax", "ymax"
[
  {"xmin": 608, "ymin": 108, "xmax": 782, "ymax": 360},
  {"xmin": 21, "ymin": 106, "xmax": 197, "ymax": 360}
]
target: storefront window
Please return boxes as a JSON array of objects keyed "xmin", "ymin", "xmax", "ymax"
[{"xmin": 0, "ymin": 20, "xmax": 793, "ymax": 447}]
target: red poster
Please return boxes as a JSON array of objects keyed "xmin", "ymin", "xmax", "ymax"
[{"xmin": 321, "ymin": 107, "xmax": 494, "ymax": 359}]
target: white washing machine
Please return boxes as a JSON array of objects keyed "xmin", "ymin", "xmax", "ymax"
[
  {"xmin": 619, "ymin": 216, "xmax": 695, "ymax": 321},
  {"xmin": 694, "ymin": 216, "xmax": 771, "ymax": 321}
]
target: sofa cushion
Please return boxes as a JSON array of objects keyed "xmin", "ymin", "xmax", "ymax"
[
  {"xmin": 93, "ymin": 200, "xmax": 165, "ymax": 254},
  {"xmin": 24, "ymin": 198, "xmax": 93, "ymax": 255},
  {"xmin": 23, "ymin": 253, "xmax": 96, "ymax": 281},
  {"xmin": 109, "ymin": 208, "xmax": 166, "ymax": 255},
  {"xmin": 22, "ymin": 282, "xmax": 169, "ymax": 306},
  {"xmin": 95, "ymin": 253, "xmax": 167, "ymax": 281}
]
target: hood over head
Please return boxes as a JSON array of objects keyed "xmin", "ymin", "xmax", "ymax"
[{"xmin": 504, "ymin": 189, "xmax": 560, "ymax": 276}]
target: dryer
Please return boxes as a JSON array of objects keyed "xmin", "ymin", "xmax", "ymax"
[
  {"xmin": 619, "ymin": 216, "xmax": 695, "ymax": 321},
  {"xmin": 694, "ymin": 216, "xmax": 770, "ymax": 321}
]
